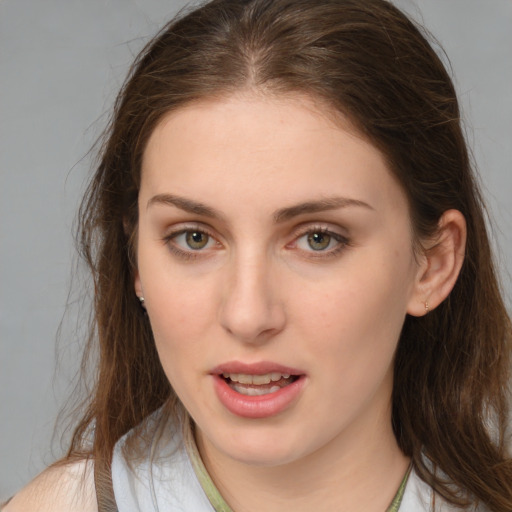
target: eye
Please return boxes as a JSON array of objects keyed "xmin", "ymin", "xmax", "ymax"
[
  {"xmin": 306, "ymin": 232, "xmax": 333, "ymax": 251},
  {"xmin": 167, "ymin": 228, "xmax": 218, "ymax": 252},
  {"xmin": 293, "ymin": 228, "xmax": 348, "ymax": 256},
  {"xmin": 184, "ymin": 230, "xmax": 210, "ymax": 250}
]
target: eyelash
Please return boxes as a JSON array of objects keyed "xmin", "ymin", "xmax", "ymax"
[{"xmin": 162, "ymin": 224, "xmax": 349, "ymax": 261}]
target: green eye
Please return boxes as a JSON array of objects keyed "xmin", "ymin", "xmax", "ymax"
[
  {"xmin": 185, "ymin": 231, "xmax": 210, "ymax": 249},
  {"xmin": 307, "ymin": 232, "xmax": 332, "ymax": 251},
  {"xmin": 165, "ymin": 227, "xmax": 219, "ymax": 260}
]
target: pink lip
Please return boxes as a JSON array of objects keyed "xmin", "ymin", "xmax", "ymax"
[
  {"xmin": 211, "ymin": 361, "xmax": 307, "ymax": 419},
  {"xmin": 212, "ymin": 361, "xmax": 305, "ymax": 376}
]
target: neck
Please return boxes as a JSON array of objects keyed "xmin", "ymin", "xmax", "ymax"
[{"xmin": 196, "ymin": 408, "xmax": 410, "ymax": 512}]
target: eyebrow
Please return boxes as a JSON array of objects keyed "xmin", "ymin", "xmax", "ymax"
[
  {"xmin": 273, "ymin": 196, "xmax": 374, "ymax": 223},
  {"xmin": 147, "ymin": 193, "xmax": 224, "ymax": 219},
  {"xmin": 147, "ymin": 193, "xmax": 373, "ymax": 223}
]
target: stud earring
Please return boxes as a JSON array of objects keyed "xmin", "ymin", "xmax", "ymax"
[
  {"xmin": 138, "ymin": 295, "xmax": 146, "ymax": 309},
  {"xmin": 424, "ymin": 301, "xmax": 430, "ymax": 314}
]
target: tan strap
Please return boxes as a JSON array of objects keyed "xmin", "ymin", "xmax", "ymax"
[{"xmin": 94, "ymin": 459, "xmax": 118, "ymax": 512}]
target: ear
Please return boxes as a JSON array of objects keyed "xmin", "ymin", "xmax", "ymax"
[
  {"xmin": 134, "ymin": 269, "xmax": 143, "ymax": 299},
  {"xmin": 407, "ymin": 209, "xmax": 467, "ymax": 317},
  {"xmin": 124, "ymin": 215, "xmax": 143, "ymax": 298}
]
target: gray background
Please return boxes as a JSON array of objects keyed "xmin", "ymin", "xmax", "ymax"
[{"xmin": 1, "ymin": 0, "xmax": 511, "ymax": 500}]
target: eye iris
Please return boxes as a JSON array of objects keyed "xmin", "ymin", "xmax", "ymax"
[
  {"xmin": 308, "ymin": 232, "xmax": 331, "ymax": 250},
  {"xmin": 186, "ymin": 231, "xmax": 208, "ymax": 249}
]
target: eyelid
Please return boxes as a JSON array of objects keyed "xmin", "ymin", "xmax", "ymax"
[{"xmin": 290, "ymin": 222, "xmax": 348, "ymax": 240}]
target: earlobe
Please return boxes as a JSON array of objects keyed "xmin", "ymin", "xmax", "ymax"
[
  {"xmin": 134, "ymin": 272, "xmax": 147, "ymax": 310},
  {"xmin": 134, "ymin": 270, "xmax": 143, "ymax": 299},
  {"xmin": 407, "ymin": 209, "xmax": 466, "ymax": 317}
]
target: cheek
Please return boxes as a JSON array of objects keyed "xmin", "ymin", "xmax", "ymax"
[
  {"xmin": 143, "ymin": 271, "xmax": 218, "ymax": 371},
  {"xmin": 294, "ymin": 254, "xmax": 414, "ymax": 369}
]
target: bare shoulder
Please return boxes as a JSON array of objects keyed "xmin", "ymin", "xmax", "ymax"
[{"xmin": 2, "ymin": 459, "xmax": 97, "ymax": 512}]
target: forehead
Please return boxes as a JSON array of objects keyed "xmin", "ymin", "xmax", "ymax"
[{"xmin": 140, "ymin": 92, "xmax": 408, "ymax": 219}]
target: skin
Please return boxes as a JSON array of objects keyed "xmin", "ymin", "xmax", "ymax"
[
  {"xmin": 4, "ymin": 460, "xmax": 96, "ymax": 512},
  {"xmin": 6, "ymin": 92, "xmax": 466, "ymax": 512},
  {"xmin": 133, "ymin": 92, "xmax": 466, "ymax": 512}
]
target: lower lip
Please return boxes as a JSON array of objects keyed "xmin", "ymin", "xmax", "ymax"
[{"xmin": 212, "ymin": 375, "xmax": 306, "ymax": 419}]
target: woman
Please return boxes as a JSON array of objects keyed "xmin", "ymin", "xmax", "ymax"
[{"xmin": 4, "ymin": 0, "xmax": 511, "ymax": 510}]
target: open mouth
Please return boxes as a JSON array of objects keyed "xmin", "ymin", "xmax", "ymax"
[
  {"xmin": 221, "ymin": 372, "xmax": 300, "ymax": 396},
  {"xmin": 212, "ymin": 366, "xmax": 306, "ymax": 418}
]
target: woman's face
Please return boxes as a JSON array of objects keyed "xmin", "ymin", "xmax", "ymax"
[{"xmin": 135, "ymin": 93, "xmax": 424, "ymax": 467}]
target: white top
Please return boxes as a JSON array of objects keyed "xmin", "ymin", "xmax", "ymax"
[
  {"xmin": 110, "ymin": 415, "xmax": 478, "ymax": 512},
  {"xmin": 112, "ymin": 419, "xmax": 213, "ymax": 511}
]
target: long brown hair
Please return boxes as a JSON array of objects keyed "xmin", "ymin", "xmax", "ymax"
[{"xmin": 69, "ymin": 0, "xmax": 512, "ymax": 509}]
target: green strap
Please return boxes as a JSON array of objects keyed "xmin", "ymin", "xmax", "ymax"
[
  {"xmin": 386, "ymin": 465, "xmax": 411, "ymax": 512},
  {"xmin": 185, "ymin": 427, "xmax": 411, "ymax": 512},
  {"xmin": 185, "ymin": 425, "xmax": 234, "ymax": 512}
]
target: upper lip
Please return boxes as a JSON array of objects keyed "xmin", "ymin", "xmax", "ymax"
[{"xmin": 211, "ymin": 361, "xmax": 305, "ymax": 376}]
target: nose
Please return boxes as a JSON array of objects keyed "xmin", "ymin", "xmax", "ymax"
[{"xmin": 219, "ymin": 253, "xmax": 286, "ymax": 344}]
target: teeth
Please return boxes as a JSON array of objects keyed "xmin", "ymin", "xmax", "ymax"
[
  {"xmin": 222, "ymin": 372, "xmax": 292, "ymax": 384},
  {"xmin": 232, "ymin": 384, "xmax": 282, "ymax": 396}
]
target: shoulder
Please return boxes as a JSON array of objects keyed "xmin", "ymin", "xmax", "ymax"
[{"xmin": 2, "ymin": 459, "xmax": 96, "ymax": 512}]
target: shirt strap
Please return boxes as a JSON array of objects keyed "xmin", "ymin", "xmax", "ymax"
[
  {"xmin": 184, "ymin": 423, "xmax": 234, "ymax": 512},
  {"xmin": 386, "ymin": 464, "xmax": 412, "ymax": 511},
  {"xmin": 94, "ymin": 458, "xmax": 119, "ymax": 512}
]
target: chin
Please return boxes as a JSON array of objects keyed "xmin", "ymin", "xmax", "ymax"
[{"xmin": 207, "ymin": 424, "xmax": 310, "ymax": 467}]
